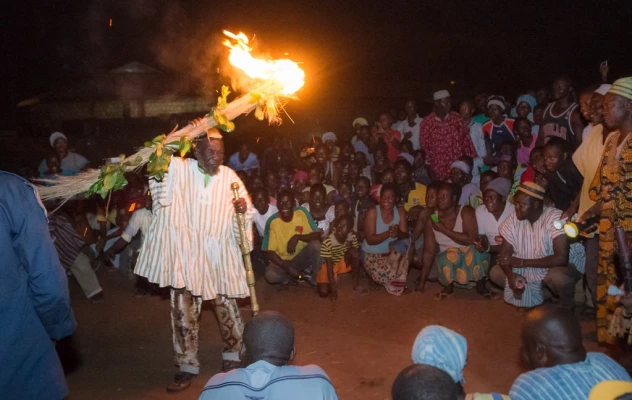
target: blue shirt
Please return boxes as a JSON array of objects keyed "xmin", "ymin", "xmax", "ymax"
[
  {"xmin": 0, "ymin": 171, "xmax": 76, "ymax": 400},
  {"xmin": 228, "ymin": 152, "xmax": 260, "ymax": 175},
  {"xmin": 38, "ymin": 151, "xmax": 89, "ymax": 177},
  {"xmin": 199, "ymin": 360, "xmax": 338, "ymax": 400},
  {"xmin": 509, "ymin": 352, "xmax": 631, "ymax": 400}
]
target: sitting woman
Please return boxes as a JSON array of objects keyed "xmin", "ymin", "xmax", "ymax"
[
  {"xmin": 361, "ymin": 183, "xmax": 410, "ymax": 295},
  {"xmin": 416, "ymin": 182, "xmax": 491, "ymax": 300},
  {"xmin": 301, "ymin": 184, "xmax": 335, "ymax": 238}
]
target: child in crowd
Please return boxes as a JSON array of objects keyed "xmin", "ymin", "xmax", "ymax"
[
  {"xmin": 515, "ymin": 117, "xmax": 536, "ymax": 166},
  {"xmin": 292, "ymin": 170, "xmax": 311, "ymax": 205},
  {"xmin": 497, "ymin": 155, "xmax": 519, "ymax": 201},
  {"xmin": 371, "ymin": 147, "xmax": 390, "ymax": 184},
  {"xmin": 306, "ymin": 164, "xmax": 338, "ymax": 204},
  {"xmin": 265, "ymin": 171, "xmax": 278, "ymax": 204},
  {"xmin": 412, "ymin": 149, "xmax": 431, "ymax": 186},
  {"xmin": 334, "ymin": 199, "xmax": 350, "ymax": 219},
  {"xmin": 520, "ymin": 146, "xmax": 545, "ymax": 184},
  {"xmin": 370, "ymin": 167, "xmax": 395, "ymax": 203},
  {"xmin": 543, "ymin": 137, "xmax": 583, "ymax": 217},
  {"xmin": 467, "ymin": 170, "xmax": 498, "ymax": 209},
  {"xmin": 354, "ymin": 151, "xmax": 372, "ymax": 182},
  {"xmin": 302, "ymin": 184, "xmax": 336, "ymax": 237},
  {"xmin": 317, "ymin": 215, "xmax": 368, "ymax": 298},
  {"xmin": 351, "ymin": 176, "xmax": 376, "ymax": 242}
]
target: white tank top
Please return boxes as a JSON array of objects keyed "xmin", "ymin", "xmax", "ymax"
[{"xmin": 433, "ymin": 206, "xmax": 465, "ymax": 252}]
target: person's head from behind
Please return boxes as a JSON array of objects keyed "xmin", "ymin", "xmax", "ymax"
[
  {"xmin": 425, "ymin": 182, "xmax": 440, "ymax": 210},
  {"xmin": 309, "ymin": 184, "xmax": 327, "ymax": 209},
  {"xmin": 394, "ymin": 160, "xmax": 413, "ymax": 186},
  {"xmin": 380, "ymin": 182, "xmax": 398, "ymax": 210},
  {"xmin": 480, "ymin": 170, "xmax": 498, "ymax": 193},
  {"xmin": 392, "ymin": 364, "xmax": 458, "ymax": 400},
  {"xmin": 551, "ymin": 76, "xmax": 574, "ymax": 102},
  {"xmin": 514, "ymin": 183, "xmax": 545, "ymax": 221},
  {"xmin": 411, "ymin": 325, "xmax": 467, "ymax": 389},
  {"xmin": 243, "ymin": 311, "xmax": 295, "ymax": 367},
  {"xmin": 46, "ymin": 153, "xmax": 61, "ymax": 174},
  {"xmin": 543, "ymin": 137, "xmax": 569, "ymax": 173},
  {"xmin": 334, "ymin": 199, "xmax": 350, "ymax": 219},
  {"xmin": 355, "ymin": 176, "xmax": 371, "ymax": 199},
  {"xmin": 194, "ymin": 130, "xmax": 225, "ymax": 176},
  {"xmin": 381, "ymin": 168, "xmax": 395, "ymax": 184},
  {"xmin": 520, "ymin": 304, "xmax": 586, "ymax": 370},
  {"xmin": 277, "ymin": 190, "xmax": 295, "ymax": 222},
  {"xmin": 514, "ymin": 117, "xmax": 533, "ymax": 142},
  {"xmin": 307, "ymin": 165, "xmax": 323, "ymax": 186},
  {"xmin": 437, "ymin": 182, "xmax": 459, "ymax": 212},
  {"xmin": 252, "ymin": 188, "xmax": 270, "ymax": 215},
  {"xmin": 459, "ymin": 100, "xmax": 475, "ymax": 121},
  {"xmin": 487, "ymin": 96, "xmax": 506, "ymax": 123},
  {"xmin": 379, "ymin": 112, "xmax": 393, "ymax": 131},
  {"xmin": 333, "ymin": 214, "xmax": 353, "ymax": 242}
]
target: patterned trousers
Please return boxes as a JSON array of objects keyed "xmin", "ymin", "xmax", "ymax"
[{"xmin": 170, "ymin": 288, "xmax": 244, "ymax": 374}]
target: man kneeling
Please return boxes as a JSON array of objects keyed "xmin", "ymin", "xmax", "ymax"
[{"xmin": 199, "ymin": 311, "xmax": 338, "ymax": 399}]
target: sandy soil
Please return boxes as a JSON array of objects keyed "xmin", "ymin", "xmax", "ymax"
[{"xmin": 64, "ymin": 268, "xmax": 599, "ymax": 400}]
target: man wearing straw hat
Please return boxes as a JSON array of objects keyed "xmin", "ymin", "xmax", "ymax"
[
  {"xmin": 135, "ymin": 126, "xmax": 254, "ymax": 392},
  {"xmin": 492, "ymin": 182, "xmax": 582, "ymax": 310}
]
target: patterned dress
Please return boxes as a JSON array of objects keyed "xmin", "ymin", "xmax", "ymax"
[
  {"xmin": 419, "ymin": 112, "xmax": 477, "ymax": 181},
  {"xmin": 589, "ymin": 130, "xmax": 632, "ymax": 344}
]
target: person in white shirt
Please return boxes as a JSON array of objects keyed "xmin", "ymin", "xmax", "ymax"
[
  {"xmin": 228, "ymin": 142, "xmax": 260, "ymax": 176},
  {"xmin": 393, "ymin": 99, "xmax": 423, "ymax": 151},
  {"xmin": 200, "ymin": 311, "xmax": 338, "ymax": 400},
  {"xmin": 473, "ymin": 178, "xmax": 514, "ymax": 267},
  {"xmin": 250, "ymin": 187, "xmax": 278, "ymax": 279}
]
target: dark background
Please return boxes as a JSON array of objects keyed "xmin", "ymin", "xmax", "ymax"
[{"xmin": 2, "ymin": 0, "xmax": 632, "ymax": 170}]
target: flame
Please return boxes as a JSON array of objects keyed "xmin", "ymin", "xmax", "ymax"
[{"xmin": 222, "ymin": 30, "xmax": 305, "ymax": 96}]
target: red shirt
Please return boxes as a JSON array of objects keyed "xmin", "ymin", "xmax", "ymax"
[
  {"xmin": 384, "ymin": 129, "xmax": 402, "ymax": 163},
  {"xmin": 419, "ymin": 112, "xmax": 476, "ymax": 181}
]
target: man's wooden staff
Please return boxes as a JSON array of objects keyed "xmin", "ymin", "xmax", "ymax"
[{"xmin": 231, "ymin": 182, "xmax": 259, "ymax": 315}]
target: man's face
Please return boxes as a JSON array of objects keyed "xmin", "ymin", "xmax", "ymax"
[
  {"xmin": 533, "ymin": 107, "xmax": 544, "ymax": 125},
  {"xmin": 498, "ymin": 161, "xmax": 514, "ymax": 180},
  {"xmin": 404, "ymin": 100, "xmax": 416, "ymax": 117},
  {"xmin": 53, "ymin": 138, "xmax": 68, "ymax": 156},
  {"xmin": 358, "ymin": 126, "xmax": 370, "ymax": 142},
  {"xmin": 250, "ymin": 176, "xmax": 264, "ymax": 190},
  {"xmin": 308, "ymin": 168, "xmax": 321, "ymax": 185},
  {"xmin": 480, "ymin": 175, "xmax": 494, "ymax": 193},
  {"xmin": 194, "ymin": 138, "xmax": 224, "ymax": 176},
  {"xmin": 315, "ymin": 147, "xmax": 329, "ymax": 164},
  {"xmin": 488, "ymin": 104, "xmax": 503, "ymax": 121},
  {"xmin": 348, "ymin": 162, "xmax": 360, "ymax": 178},
  {"xmin": 551, "ymin": 78, "xmax": 570, "ymax": 101},
  {"xmin": 394, "ymin": 163, "xmax": 410, "ymax": 185},
  {"xmin": 435, "ymin": 97, "xmax": 452, "ymax": 115},
  {"xmin": 277, "ymin": 195, "xmax": 295, "ymax": 222},
  {"xmin": 253, "ymin": 192, "xmax": 269, "ymax": 215},
  {"xmin": 483, "ymin": 190, "xmax": 503, "ymax": 214},
  {"xmin": 355, "ymin": 179, "xmax": 369, "ymax": 198},
  {"xmin": 543, "ymin": 145, "xmax": 564, "ymax": 172},
  {"xmin": 381, "ymin": 170, "xmax": 394, "ymax": 184},
  {"xmin": 530, "ymin": 150, "xmax": 545, "ymax": 172},
  {"xmin": 310, "ymin": 188, "xmax": 326, "ymax": 208},
  {"xmin": 379, "ymin": 113, "xmax": 392, "ymax": 130},
  {"xmin": 516, "ymin": 102, "xmax": 532, "ymax": 119},
  {"xmin": 513, "ymin": 192, "xmax": 533, "ymax": 221},
  {"xmin": 474, "ymin": 94, "xmax": 487, "ymax": 114},
  {"xmin": 459, "ymin": 102, "xmax": 474, "ymax": 120},
  {"xmin": 239, "ymin": 144, "xmax": 249, "ymax": 160},
  {"xmin": 603, "ymin": 93, "xmax": 630, "ymax": 130},
  {"xmin": 589, "ymin": 93, "xmax": 604, "ymax": 124},
  {"xmin": 437, "ymin": 188, "xmax": 454, "ymax": 211},
  {"xmin": 450, "ymin": 168, "xmax": 466, "ymax": 186}
]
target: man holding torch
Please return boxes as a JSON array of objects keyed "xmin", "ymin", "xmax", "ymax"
[{"xmin": 135, "ymin": 125, "xmax": 254, "ymax": 393}]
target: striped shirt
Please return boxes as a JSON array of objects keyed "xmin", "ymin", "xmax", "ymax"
[
  {"xmin": 135, "ymin": 159, "xmax": 253, "ymax": 301},
  {"xmin": 498, "ymin": 207, "xmax": 565, "ymax": 307},
  {"xmin": 49, "ymin": 214, "xmax": 85, "ymax": 269},
  {"xmin": 200, "ymin": 360, "xmax": 338, "ymax": 400},
  {"xmin": 321, "ymin": 233, "xmax": 359, "ymax": 264},
  {"xmin": 509, "ymin": 352, "xmax": 631, "ymax": 400}
]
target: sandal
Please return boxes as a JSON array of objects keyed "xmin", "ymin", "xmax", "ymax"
[{"xmin": 166, "ymin": 372, "xmax": 197, "ymax": 392}]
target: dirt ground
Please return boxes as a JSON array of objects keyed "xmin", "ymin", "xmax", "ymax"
[{"xmin": 64, "ymin": 267, "xmax": 600, "ymax": 400}]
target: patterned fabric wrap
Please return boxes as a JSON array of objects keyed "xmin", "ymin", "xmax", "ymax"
[
  {"xmin": 362, "ymin": 239, "xmax": 410, "ymax": 295},
  {"xmin": 437, "ymin": 246, "xmax": 490, "ymax": 289}
]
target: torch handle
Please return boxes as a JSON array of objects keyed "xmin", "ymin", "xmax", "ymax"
[{"xmin": 231, "ymin": 182, "xmax": 259, "ymax": 315}]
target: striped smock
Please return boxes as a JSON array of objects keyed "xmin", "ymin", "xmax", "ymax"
[{"xmin": 135, "ymin": 159, "xmax": 253, "ymax": 300}]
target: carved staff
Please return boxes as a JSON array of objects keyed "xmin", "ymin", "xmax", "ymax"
[{"xmin": 231, "ymin": 182, "xmax": 259, "ymax": 315}]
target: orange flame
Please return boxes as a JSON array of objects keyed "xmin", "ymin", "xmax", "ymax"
[{"xmin": 222, "ymin": 30, "xmax": 305, "ymax": 96}]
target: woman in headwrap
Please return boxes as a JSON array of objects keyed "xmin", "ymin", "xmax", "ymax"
[{"xmin": 515, "ymin": 94, "xmax": 538, "ymax": 123}]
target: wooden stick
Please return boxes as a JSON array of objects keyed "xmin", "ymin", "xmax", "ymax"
[{"xmin": 231, "ymin": 182, "xmax": 259, "ymax": 316}]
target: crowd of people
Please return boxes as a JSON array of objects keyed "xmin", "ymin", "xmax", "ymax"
[{"xmin": 6, "ymin": 68, "xmax": 632, "ymax": 399}]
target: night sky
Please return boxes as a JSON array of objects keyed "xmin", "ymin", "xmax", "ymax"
[{"xmin": 3, "ymin": 0, "xmax": 632, "ymax": 129}]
